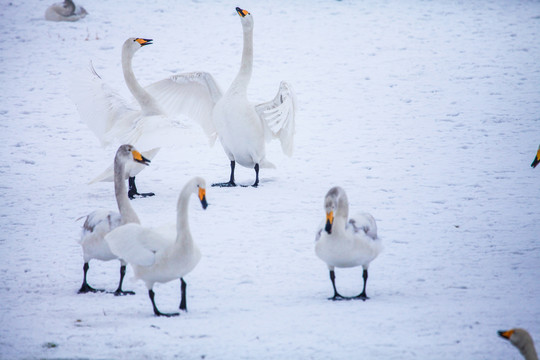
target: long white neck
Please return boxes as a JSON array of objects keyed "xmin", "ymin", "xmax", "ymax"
[
  {"xmin": 114, "ymin": 159, "xmax": 140, "ymax": 225},
  {"xmin": 175, "ymin": 184, "xmax": 195, "ymax": 246},
  {"xmin": 121, "ymin": 47, "xmax": 161, "ymax": 116},
  {"xmin": 229, "ymin": 24, "xmax": 253, "ymax": 96}
]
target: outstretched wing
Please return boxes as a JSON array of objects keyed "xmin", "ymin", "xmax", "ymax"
[
  {"xmin": 70, "ymin": 61, "xmax": 136, "ymax": 146},
  {"xmin": 144, "ymin": 72, "xmax": 223, "ymax": 145},
  {"xmin": 255, "ymin": 81, "xmax": 297, "ymax": 156},
  {"xmin": 105, "ymin": 223, "xmax": 174, "ymax": 267}
]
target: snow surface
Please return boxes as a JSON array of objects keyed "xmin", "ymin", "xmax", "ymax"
[{"xmin": 1, "ymin": 0, "xmax": 539, "ymax": 359}]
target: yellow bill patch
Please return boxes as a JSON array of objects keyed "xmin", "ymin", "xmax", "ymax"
[
  {"xmin": 536, "ymin": 148, "xmax": 540, "ymax": 160},
  {"xmin": 132, "ymin": 150, "xmax": 143, "ymax": 162},
  {"xmin": 135, "ymin": 38, "xmax": 148, "ymax": 45},
  {"xmin": 198, "ymin": 187, "xmax": 206, "ymax": 202},
  {"xmin": 326, "ymin": 211, "xmax": 334, "ymax": 225},
  {"xmin": 500, "ymin": 330, "xmax": 514, "ymax": 339}
]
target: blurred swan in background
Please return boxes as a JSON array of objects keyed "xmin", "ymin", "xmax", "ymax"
[
  {"xmin": 71, "ymin": 38, "xmax": 175, "ymax": 198},
  {"xmin": 499, "ymin": 328, "xmax": 538, "ymax": 360},
  {"xmin": 45, "ymin": 0, "xmax": 87, "ymax": 22}
]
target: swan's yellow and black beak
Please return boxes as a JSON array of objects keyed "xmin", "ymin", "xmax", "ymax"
[
  {"xmin": 198, "ymin": 187, "xmax": 208, "ymax": 210},
  {"xmin": 236, "ymin": 7, "xmax": 250, "ymax": 17},
  {"xmin": 498, "ymin": 329, "xmax": 514, "ymax": 340},
  {"xmin": 135, "ymin": 38, "xmax": 153, "ymax": 46},
  {"xmin": 132, "ymin": 150, "xmax": 151, "ymax": 166},
  {"xmin": 325, "ymin": 211, "xmax": 334, "ymax": 234},
  {"xmin": 531, "ymin": 147, "xmax": 540, "ymax": 168}
]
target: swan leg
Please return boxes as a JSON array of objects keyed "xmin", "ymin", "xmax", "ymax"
[
  {"xmin": 113, "ymin": 264, "xmax": 135, "ymax": 296},
  {"xmin": 212, "ymin": 161, "xmax": 237, "ymax": 187},
  {"xmin": 354, "ymin": 269, "xmax": 370, "ymax": 301},
  {"xmin": 149, "ymin": 289, "xmax": 179, "ymax": 317},
  {"xmin": 328, "ymin": 270, "xmax": 347, "ymax": 301},
  {"xmin": 78, "ymin": 262, "xmax": 105, "ymax": 294},
  {"xmin": 252, "ymin": 163, "xmax": 259, "ymax": 187},
  {"xmin": 128, "ymin": 177, "xmax": 155, "ymax": 199},
  {"xmin": 179, "ymin": 278, "xmax": 187, "ymax": 311}
]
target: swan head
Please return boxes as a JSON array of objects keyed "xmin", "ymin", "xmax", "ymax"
[
  {"xmin": 323, "ymin": 186, "xmax": 348, "ymax": 234},
  {"xmin": 498, "ymin": 328, "xmax": 536, "ymax": 352},
  {"xmin": 116, "ymin": 144, "xmax": 151, "ymax": 167},
  {"xmin": 123, "ymin": 38, "xmax": 153, "ymax": 56},
  {"xmin": 236, "ymin": 7, "xmax": 254, "ymax": 30},
  {"xmin": 190, "ymin": 177, "xmax": 208, "ymax": 210}
]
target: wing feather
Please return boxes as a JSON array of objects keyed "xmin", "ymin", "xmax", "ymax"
[
  {"xmin": 255, "ymin": 81, "xmax": 297, "ymax": 156},
  {"xmin": 105, "ymin": 223, "xmax": 174, "ymax": 267},
  {"xmin": 70, "ymin": 62, "xmax": 136, "ymax": 146},
  {"xmin": 144, "ymin": 72, "xmax": 222, "ymax": 145}
]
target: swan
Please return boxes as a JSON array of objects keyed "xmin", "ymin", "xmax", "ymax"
[
  {"xmin": 141, "ymin": 7, "xmax": 296, "ymax": 187},
  {"xmin": 531, "ymin": 145, "xmax": 540, "ymax": 168},
  {"xmin": 78, "ymin": 144, "xmax": 150, "ymax": 295},
  {"xmin": 499, "ymin": 328, "xmax": 538, "ymax": 360},
  {"xmin": 105, "ymin": 177, "xmax": 208, "ymax": 317},
  {"xmin": 315, "ymin": 186, "xmax": 383, "ymax": 300},
  {"xmin": 71, "ymin": 37, "xmax": 174, "ymax": 198},
  {"xmin": 45, "ymin": 0, "xmax": 87, "ymax": 22}
]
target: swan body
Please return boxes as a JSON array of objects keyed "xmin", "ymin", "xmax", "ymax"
[
  {"xmin": 142, "ymin": 7, "xmax": 296, "ymax": 187},
  {"xmin": 315, "ymin": 186, "xmax": 382, "ymax": 300},
  {"xmin": 78, "ymin": 144, "xmax": 150, "ymax": 295},
  {"xmin": 45, "ymin": 0, "xmax": 87, "ymax": 22},
  {"xmin": 106, "ymin": 177, "xmax": 208, "ymax": 316},
  {"xmin": 499, "ymin": 328, "xmax": 538, "ymax": 360},
  {"xmin": 71, "ymin": 38, "xmax": 173, "ymax": 198},
  {"xmin": 531, "ymin": 145, "xmax": 540, "ymax": 168}
]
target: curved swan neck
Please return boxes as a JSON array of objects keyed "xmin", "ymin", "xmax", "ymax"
[
  {"xmin": 121, "ymin": 46, "xmax": 160, "ymax": 115},
  {"xmin": 230, "ymin": 24, "xmax": 254, "ymax": 94},
  {"xmin": 175, "ymin": 185, "xmax": 194, "ymax": 242},
  {"xmin": 114, "ymin": 159, "xmax": 140, "ymax": 224}
]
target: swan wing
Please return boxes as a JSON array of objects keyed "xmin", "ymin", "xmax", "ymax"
[
  {"xmin": 348, "ymin": 213, "xmax": 378, "ymax": 240},
  {"xmin": 255, "ymin": 81, "xmax": 297, "ymax": 156},
  {"xmin": 70, "ymin": 62, "xmax": 136, "ymax": 146},
  {"xmin": 143, "ymin": 72, "xmax": 222, "ymax": 145},
  {"xmin": 105, "ymin": 223, "xmax": 174, "ymax": 267}
]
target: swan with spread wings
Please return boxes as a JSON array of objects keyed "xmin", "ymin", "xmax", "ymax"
[{"xmin": 143, "ymin": 7, "xmax": 296, "ymax": 187}]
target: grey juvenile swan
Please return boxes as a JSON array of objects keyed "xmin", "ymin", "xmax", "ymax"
[
  {"xmin": 77, "ymin": 144, "xmax": 150, "ymax": 295},
  {"xmin": 315, "ymin": 186, "xmax": 383, "ymax": 300}
]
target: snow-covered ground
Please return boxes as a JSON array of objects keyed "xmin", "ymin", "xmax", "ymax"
[{"xmin": 1, "ymin": 0, "xmax": 539, "ymax": 358}]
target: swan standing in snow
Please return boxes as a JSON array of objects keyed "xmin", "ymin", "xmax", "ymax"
[
  {"xmin": 78, "ymin": 144, "xmax": 150, "ymax": 295},
  {"xmin": 315, "ymin": 186, "xmax": 383, "ymax": 300},
  {"xmin": 142, "ymin": 7, "xmax": 296, "ymax": 187},
  {"xmin": 71, "ymin": 38, "xmax": 170, "ymax": 199},
  {"xmin": 106, "ymin": 177, "xmax": 208, "ymax": 317},
  {"xmin": 45, "ymin": 0, "xmax": 87, "ymax": 22},
  {"xmin": 531, "ymin": 145, "xmax": 540, "ymax": 168},
  {"xmin": 499, "ymin": 328, "xmax": 538, "ymax": 360}
]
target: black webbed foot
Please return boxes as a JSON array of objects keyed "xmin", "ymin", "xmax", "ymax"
[{"xmin": 78, "ymin": 283, "xmax": 105, "ymax": 294}]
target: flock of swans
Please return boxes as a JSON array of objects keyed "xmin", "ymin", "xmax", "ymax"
[
  {"xmin": 69, "ymin": 7, "xmax": 537, "ymax": 358},
  {"xmin": 72, "ymin": 7, "xmax": 383, "ymax": 317}
]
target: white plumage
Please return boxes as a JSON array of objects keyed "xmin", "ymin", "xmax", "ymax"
[
  {"xmin": 77, "ymin": 144, "xmax": 150, "ymax": 295},
  {"xmin": 106, "ymin": 177, "xmax": 208, "ymax": 317},
  {"xmin": 71, "ymin": 38, "xmax": 180, "ymax": 198},
  {"xmin": 315, "ymin": 186, "xmax": 383, "ymax": 300},
  {"xmin": 141, "ymin": 7, "xmax": 296, "ymax": 187},
  {"xmin": 499, "ymin": 328, "xmax": 539, "ymax": 360}
]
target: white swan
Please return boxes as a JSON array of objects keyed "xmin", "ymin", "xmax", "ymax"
[
  {"xmin": 78, "ymin": 144, "xmax": 150, "ymax": 295},
  {"xmin": 315, "ymin": 186, "xmax": 383, "ymax": 300},
  {"xmin": 45, "ymin": 0, "xmax": 87, "ymax": 22},
  {"xmin": 531, "ymin": 145, "xmax": 540, "ymax": 168},
  {"xmin": 105, "ymin": 177, "xmax": 208, "ymax": 317},
  {"xmin": 499, "ymin": 328, "xmax": 538, "ymax": 360},
  {"xmin": 71, "ymin": 38, "xmax": 172, "ymax": 198},
  {"xmin": 142, "ymin": 7, "xmax": 296, "ymax": 187}
]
